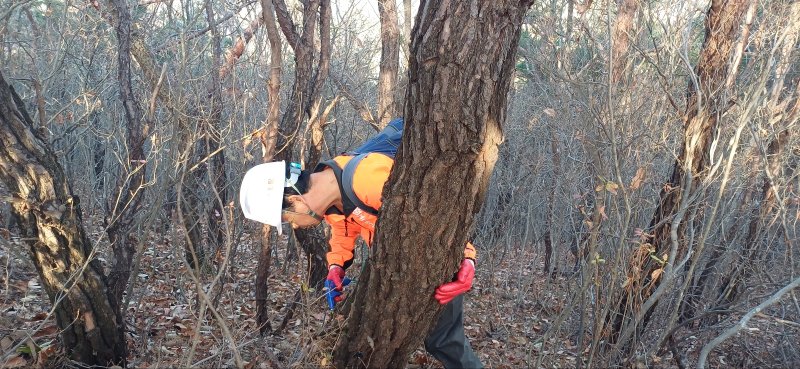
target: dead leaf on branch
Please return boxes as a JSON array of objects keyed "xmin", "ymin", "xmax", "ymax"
[
  {"xmin": 598, "ymin": 206, "xmax": 608, "ymax": 221},
  {"xmin": 630, "ymin": 167, "xmax": 646, "ymax": 191},
  {"xmin": 605, "ymin": 181, "xmax": 619, "ymax": 195},
  {"xmin": 651, "ymin": 268, "xmax": 663, "ymax": 282}
]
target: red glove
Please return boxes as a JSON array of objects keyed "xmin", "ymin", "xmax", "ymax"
[
  {"xmin": 435, "ymin": 259, "xmax": 475, "ymax": 305},
  {"xmin": 326, "ymin": 265, "xmax": 346, "ymax": 302}
]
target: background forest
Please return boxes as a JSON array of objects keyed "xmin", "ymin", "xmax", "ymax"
[{"xmin": 0, "ymin": 0, "xmax": 798, "ymax": 368}]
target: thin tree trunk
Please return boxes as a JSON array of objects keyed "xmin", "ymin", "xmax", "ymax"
[
  {"xmin": 88, "ymin": 0, "xmax": 208, "ymax": 270},
  {"xmin": 254, "ymin": 0, "xmax": 283, "ymax": 335},
  {"xmin": 105, "ymin": 0, "xmax": 149, "ymax": 306},
  {"xmin": 402, "ymin": 0, "xmax": 412, "ymax": 59},
  {"xmin": 609, "ymin": 0, "xmax": 751, "ymax": 353},
  {"xmin": 0, "ymin": 71, "xmax": 126, "ymax": 366},
  {"xmin": 544, "ymin": 122, "xmax": 561, "ymax": 276},
  {"xmin": 610, "ymin": 0, "xmax": 639, "ymax": 84},
  {"xmin": 333, "ymin": 1, "xmax": 533, "ymax": 367},
  {"xmin": 377, "ymin": 0, "xmax": 399, "ymax": 127},
  {"xmin": 272, "ymin": 0, "xmax": 320, "ymax": 162},
  {"xmin": 716, "ymin": 120, "xmax": 794, "ymax": 308},
  {"xmin": 23, "ymin": 9, "xmax": 47, "ymax": 128},
  {"xmin": 306, "ymin": 0, "xmax": 332, "ymax": 169},
  {"xmin": 272, "ymin": 0, "xmax": 329, "ymax": 283},
  {"xmin": 204, "ymin": 0, "xmax": 227, "ymax": 260}
]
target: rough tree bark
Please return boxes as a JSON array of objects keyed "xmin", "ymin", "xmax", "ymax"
[
  {"xmin": 333, "ymin": 1, "xmax": 534, "ymax": 367},
  {"xmin": 377, "ymin": 0, "xmax": 399, "ymax": 128},
  {"xmin": 609, "ymin": 0, "xmax": 751, "ymax": 352},
  {"xmin": 0, "ymin": 71, "xmax": 126, "ymax": 366},
  {"xmin": 105, "ymin": 0, "xmax": 150, "ymax": 306}
]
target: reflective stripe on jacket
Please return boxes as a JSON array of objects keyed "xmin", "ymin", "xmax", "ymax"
[{"xmin": 319, "ymin": 153, "xmax": 477, "ymax": 267}]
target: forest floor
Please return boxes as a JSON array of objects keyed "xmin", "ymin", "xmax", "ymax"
[{"xmin": 0, "ymin": 220, "xmax": 796, "ymax": 368}]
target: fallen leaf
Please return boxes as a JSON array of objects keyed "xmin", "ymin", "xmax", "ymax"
[
  {"xmin": 37, "ymin": 345, "xmax": 57, "ymax": 365},
  {"xmin": 33, "ymin": 325, "xmax": 59, "ymax": 338},
  {"xmin": 2, "ymin": 355, "xmax": 27, "ymax": 368},
  {"xmin": 1, "ymin": 337, "xmax": 13, "ymax": 351}
]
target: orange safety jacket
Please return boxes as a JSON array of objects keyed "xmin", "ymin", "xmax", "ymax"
[{"xmin": 316, "ymin": 153, "xmax": 477, "ymax": 267}]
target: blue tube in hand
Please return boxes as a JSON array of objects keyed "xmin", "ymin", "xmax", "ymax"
[{"xmin": 325, "ymin": 277, "xmax": 351, "ymax": 310}]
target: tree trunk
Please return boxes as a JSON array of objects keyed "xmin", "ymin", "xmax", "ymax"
[
  {"xmin": 377, "ymin": 0, "xmax": 399, "ymax": 128},
  {"xmin": 255, "ymin": 0, "xmax": 283, "ymax": 335},
  {"xmin": 88, "ymin": 0, "xmax": 216, "ymax": 271},
  {"xmin": 105, "ymin": 0, "xmax": 149, "ymax": 306},
  {"xmin": 714, "ymin": 118, "xmax": 794, "ymax": 311},
  {"xmin": 333, "ymin": 1, "xmax": 533, "ymax": 367},
  {"xmin": 610, "ymin": 0, "xmax": 639, "ymax": 84},
  {"xmin": 306, "ymin": 0, "xmax": 332, "ymax": 169},
  {"xmin": 272, "ymin": 0, "xmax": 319, "ymax": 163},
  {"xmin": 0, "ymin": 71, "xmax": 126, "ymax": 366},
  {"xmin": 204, "ymin": 0, "xmax": 228, "ymax": 260},
  {"xmin": 255, "ymin": 0, "xmax": 330, "ymax": 333},
  {"xmin": 544, "ymin": 121, "xmax": 561, "ymax": 276},
  {"xmin": 609, "ymin": 0, "xmax": 751, "ymax": 352},
  {"xmin": 696, "ymin": 1, "xmax": 800, "ymax": 320},
  {"xmin": 402, "ymin": 0, "xmax": 412, "ymax": 59}
]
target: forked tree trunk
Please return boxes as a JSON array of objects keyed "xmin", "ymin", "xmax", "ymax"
[
  {"xmin": 254, "ymin": 0, "xmax": 331, "ymax": 333},
  {"xmin": 0, "ymin": 72, "xmax": 126, "ymax": 366},
  {"xmin": 333, "ymin": 1, "xmax": 534, "ymax": 367},
  {"xmin": 609, "ymin": 0, "xmax": 751, "ymax": 352}
]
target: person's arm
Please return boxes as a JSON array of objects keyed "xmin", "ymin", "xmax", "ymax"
[
  {"xmin": 326, "ymin": 215, "xmax": 361, "ymax": 268},
  {"xmin": 435, "ymin": 241, "xmax": 478, "ymax": 305},
  {"xmin": 463, "ymin": 241, "xmax": 477, "ymax": 262}
]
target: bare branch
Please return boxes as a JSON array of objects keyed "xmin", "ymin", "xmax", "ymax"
[{"xmin": 697, "ymin": 276, "xmax": 800, "ymax": 369}]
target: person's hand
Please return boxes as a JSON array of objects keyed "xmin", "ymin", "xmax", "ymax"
[
  {"xmin": 325, "ymin": 265, "xmax": 346, "ymax": 309},
  {"xmin": 327, "ymin": 265, "xmax": 345, "ymax": 291},
  {"xmin": 434, "ymin": 259, "xmax": 475, "ymax": 305}
]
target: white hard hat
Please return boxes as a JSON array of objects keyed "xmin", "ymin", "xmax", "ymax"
[{"xmin": 239, "ymin": 161, "xmax": 287, "ymax": 234}]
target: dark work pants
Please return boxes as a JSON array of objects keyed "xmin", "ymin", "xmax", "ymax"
[{"xmin": 424, "ymin": 294, "xmax": 484, "ymax": 369}]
